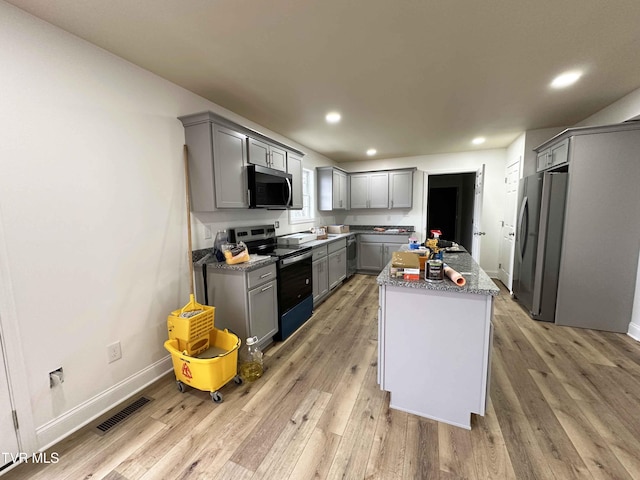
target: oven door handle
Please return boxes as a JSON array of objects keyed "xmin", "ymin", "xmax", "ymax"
[{"xmin": 280, "ymin": 251, "xmax": 313, "ymax": 266}]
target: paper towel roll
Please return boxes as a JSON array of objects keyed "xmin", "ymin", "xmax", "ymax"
[{"xmin": 443, "ymin": 265, "xmax": 466, "ymax": 286}]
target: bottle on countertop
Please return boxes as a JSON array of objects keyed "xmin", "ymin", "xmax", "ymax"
[
  {"xmin": 213, "ymin": 229, "xmax": 228, "ymax": 262},
  {"xmin": 239, "ymin": 336, "xmax": 264, "ymax": 382}
]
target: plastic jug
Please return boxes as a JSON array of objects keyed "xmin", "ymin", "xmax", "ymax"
[
  {"xmin": 213, "ymin": 230, "xmax": 228, "ymax": 262},
  {"xmin": 239, "ymin": 336, "xmax": 263, "ymax": 382}
]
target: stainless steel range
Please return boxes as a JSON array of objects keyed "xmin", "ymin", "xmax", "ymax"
[{"xmin": 228, "ymin": 225, "xmax": 313, "ymax": 341}]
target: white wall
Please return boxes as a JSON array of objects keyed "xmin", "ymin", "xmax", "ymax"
[
  {"xmin": 0, "ymin": 1, "xmax": 335, "ymax": 450},
  {"xmin": 338, "ymin": 149, "xmax": 507, "ymax": 276}
]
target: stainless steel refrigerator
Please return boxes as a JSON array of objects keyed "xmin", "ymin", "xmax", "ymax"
[{"xmin": 513, "ymin": 171, "xmax": 568, "ymax": 322}]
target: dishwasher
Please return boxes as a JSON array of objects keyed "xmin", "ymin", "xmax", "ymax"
[{"xmin": 346, "ymin": 234, "xmax": 357, "ymax": 277}]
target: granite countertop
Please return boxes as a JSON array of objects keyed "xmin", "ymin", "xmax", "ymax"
[
  {"xmin": 349, "ymin": 225, "xmax": 414, "ymax": 235},
  {"xmin": 376, "ymin": 250, "xmax": 500, "ymax": 296},
  {"xmin": 192, "ymin": 249, "xmax": 276, "ymax": 272}
]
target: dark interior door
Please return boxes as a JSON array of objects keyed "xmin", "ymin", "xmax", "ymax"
[{"xmin": 427, "ymin": 187, "xmax": 458, "ymax": 240}]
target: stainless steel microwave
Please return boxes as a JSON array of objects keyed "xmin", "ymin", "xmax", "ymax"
[{"xmin": 247, "ymin": 165, "xmax": 293, "ymax": 209}]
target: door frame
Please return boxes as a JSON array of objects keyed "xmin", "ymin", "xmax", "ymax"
[
  {"xmin": 421, "ymin": 167, "xmax": 484, "ymax": 258},
  {"xmin": 0, "ymin": 209, "xmax": 37, "ymax": 456}
]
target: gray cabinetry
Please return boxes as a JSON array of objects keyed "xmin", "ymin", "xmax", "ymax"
[
  {"xmin": 248, "ymin": 137, "xmax": 287, "ymax": 172},
  {"xmin": 179, "ymin": 111, "xmax": 304, "ymax": 211},
  {"xmin": 287, "ymin": 153, "xmax": 303, "ymax": 209},
  {"xmin": 389, "ymin": 170, "xmax": 413, "ymax": 208},
  {"xmin": 350, "ymin": 172, "xmax": 389, "ymax": 209},
  {"xmin": 180, "ymin": 120, "xmax": 248, "ymax": 211},
  {"xmin": 196, "ymin": 263, "xmax": 278, "ymax": 349},
  {"xmin": 536, "ymin": 124, "xmax": 640, "ymax": 333},
  {"xmin": 537, "ymin": 138, "xmax": 570, "ymax": 172},
  {"xmin": 312, "ymin": 244, "xmax": 329, "ymax": 306},
  {"xmin": 317, "ymin": 167, "xmax": 349, "ymax": 211},
  {"xmin": 212, "ymin": 125, "xmax": 249, "ymax": 208},
  {"xmin": 357, "ymin": 234, "xmax": 410, "ymax": 273},
  {"xmin": 328, "ymin": 238, "xmax": 347, "ymax": 290}
]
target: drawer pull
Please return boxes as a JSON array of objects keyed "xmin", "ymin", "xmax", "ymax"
[
  {"xmin": 260, "ymin": 272, "xmax": 273, "ymax": 278},
  {"xmin": 261, "ymin": 285, "xmax": 273, "ymax": 292}
]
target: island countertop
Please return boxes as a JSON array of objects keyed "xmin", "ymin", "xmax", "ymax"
[{"xmin": 376, "ymin": 250, "xmax": 500, "ymax": 296}]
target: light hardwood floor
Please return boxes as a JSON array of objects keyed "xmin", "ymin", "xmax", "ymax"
[{"xmin": 5, "ymin": 274, "xmax": 640, "ymax": 479}]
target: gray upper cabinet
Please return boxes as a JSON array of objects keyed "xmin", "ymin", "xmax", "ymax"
[
  {"xmin": 317, "ymin": 167, "xmax": 349, "ymax": 211},
  {"xmin": 350, "ymin": 172, "xmax": 389, "ymax": 209},
  {"xmin": 348, "ymin": 169, "xmax": 413, "ymax": 210},
  {"xmin": 537, "ymin": 138, "xmax": 570, "ymax": 172},
  {"xmin": 180, "ymin": 119, "xmax": 248, "ymax": 211},
  {"xmin": 389, "ymin": 170, "xmax": 413, "ymax": 208},
  {"xmin": 213, "ymin": 125, "xmax": 250, "ymax": 208},
  {"xmin": 248, "ymin": 137, "xmax": 287, "ymax": 172},
  {"xmin": 179, "ymin": 111, "xmax": 304, "ymax": 211},
  {"xmin": 332, "ymin": 170, "xmax": 348, "ymax": 209},
  {"xmin": 287, "ymin": 153, "xmax": 303, "ymax": 209}
]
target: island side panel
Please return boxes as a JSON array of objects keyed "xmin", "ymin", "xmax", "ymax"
[{"xmin": 380, "ymin": 284, "xmax": 492, "ymax": 429}]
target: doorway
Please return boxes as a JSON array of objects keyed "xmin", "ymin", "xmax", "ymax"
[{"xmin": 426, "ymin": 173, "xmax": 475, "ymax": 252}]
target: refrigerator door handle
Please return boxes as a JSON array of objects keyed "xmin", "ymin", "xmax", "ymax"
[{"xmin": 517, "ymin": 196, "xmax": 529, "ymax": 261}]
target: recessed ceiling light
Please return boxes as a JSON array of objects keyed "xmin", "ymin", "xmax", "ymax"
[
  {"xmin": 325, "ymin": 112, "xmax": 341, "ymax": 123},
  {"xmin": 366, "ymin": 148, "xmax": 377, "ymax": 156},
  {"xmin": 551, "ymin": 70, "xmax": 582, "ymax": 89},
  {"xmin": 472, "ymin": 137, "xmax": 486, "ymax": 145}
]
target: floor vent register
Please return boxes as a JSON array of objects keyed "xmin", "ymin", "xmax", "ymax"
[{"xmin": 93, "ymin": 396, "xmax": 153, "ymax": 436}]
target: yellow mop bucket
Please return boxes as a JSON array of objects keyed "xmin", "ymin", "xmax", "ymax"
[{"xmin": 164, "ymin": 328, "xmax": 241, "ymax": 402}]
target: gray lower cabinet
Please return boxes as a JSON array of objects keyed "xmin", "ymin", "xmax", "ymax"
[
  {"xmin": 327, "ymin": 238, "xmax": 347, "ymax": 290},
  {"xmin": 312, "ymin": 244, "xmax": 329, "ymax": 306},
  {"xmin": 197, "ymin": 263, "xmax": 278, "ymax": 349},
  {"xmin": 328, "ymin": 248, "xmax": 347, "ymax": 290},
  {"xmin": 357, "ymin": 234, "xmax": 410, "ymax": 273}
]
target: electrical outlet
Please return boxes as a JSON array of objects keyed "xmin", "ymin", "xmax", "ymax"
[
  {"xmin": 275, "ymin": 221, "xmax": 280, "ymax": 228},
  {"xmin": 204, "ymin": 225, "xmax": 212, "ymax": 239},
  {"xmin": 107, "ymin": 341, "xmax": 122, "ymax": 363}
]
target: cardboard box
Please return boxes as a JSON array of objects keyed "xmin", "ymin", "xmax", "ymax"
[
  {"xmin": 403, "ymin": 268, "xmax": 421, "ymax": 280},
  {"xmin": 391, "ymin": 251, "xmax": 420, "ymax": 269},
  {"xmin": 328, "ymin": 225, "xmax": 350, "ymax": 234}
]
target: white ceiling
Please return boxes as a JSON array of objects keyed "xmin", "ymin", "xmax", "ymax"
[{"xmin": 8, "ymin": 0, "xmax": 640, "ymax": 162}]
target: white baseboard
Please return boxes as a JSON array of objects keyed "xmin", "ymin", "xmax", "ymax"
[
  {"xmin": 628, "ymin": 322, "xmax": 640, "ymax": 342},
  {"xmin": 36, "ymin": 356, "xmax": 172, "ymax": 451},
  {"xmin": 485, "ymin": 270, "xmax": 498, "ymax": 279}
]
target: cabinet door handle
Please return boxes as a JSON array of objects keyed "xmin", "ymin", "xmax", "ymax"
[
  {"xmin": 261, "ymin": 284, "xmax": 273, "ymax": 292},
  {"xmin": 390, "ymin": 199, "xmax": 394, "ymax": 208},
  {"xmin": 260, "ymin": 272, "xmax": 273, "ymax": 278}
]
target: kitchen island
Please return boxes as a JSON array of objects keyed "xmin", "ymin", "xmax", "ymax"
[{"xmin": 376, "ymin": 250, "xmax": 500, "ymax": 429}]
